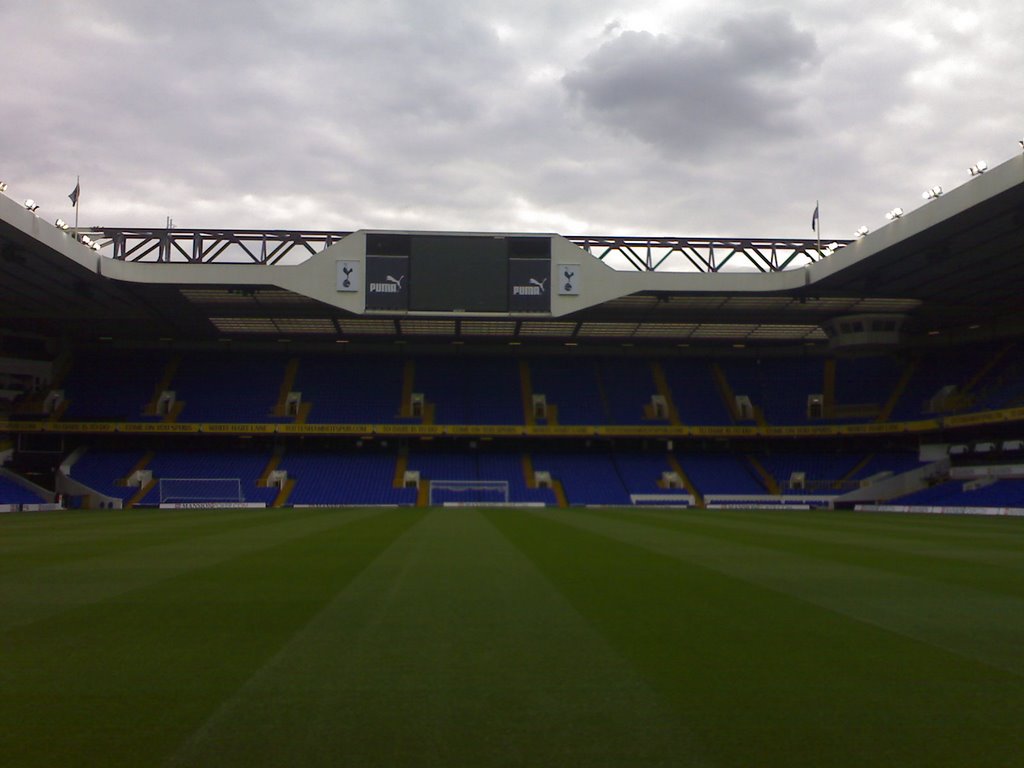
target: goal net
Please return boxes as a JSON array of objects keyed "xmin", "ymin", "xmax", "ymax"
[
  {"xmin": 428, "ymin": 479, "xmax": 509, "ymax": 507},
  {"xmin": 159, "ymin": 477, "xmax": 244, "ymax": 504}
]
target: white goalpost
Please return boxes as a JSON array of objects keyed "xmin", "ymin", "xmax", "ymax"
[
  {"xmin": 158, "ymin": 477, "xmax": 244, "ymax": 505},
  {"xmin": 428, "ymin": 479, "xmax": 510, "ymax": 507}
]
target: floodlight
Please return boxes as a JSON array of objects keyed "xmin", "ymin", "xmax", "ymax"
[
  {"xmin": 0, "ymin": 181, "xmax": 8, "ymax": 193},
  {"xmin": 1019, "ymin": 139, "xmax": 1024, "ymax": 150},
  {"xmin": 968, "ymin": 160, "xmax": 988, "ymax": 176},
  {"xmin": 922, "ymin": 185, "xmax": 943, "ymax": 200},
  {"xmin": 24, "ymin": 199, "xmax": 40, "ymax": 212},
  {"xmin": 90, "ymin": 242, "xmax": 101, "ymax": 252},
  {"xmin": 885, "ymin": 207, "xmax": 904, "ymax": 220},
  {"xmin": 854, "ymin": 225, "xmax": 870, "ymax": 238},
  {"xmin": 55, "ymin": 218, "xmax": 69, "ymax": 230},
  {"xmin": 80, "ymin": 234, "xmax": 93, "ymax": 246}
]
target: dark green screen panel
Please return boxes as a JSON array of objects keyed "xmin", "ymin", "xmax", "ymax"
[{"xmin": 409, "ymin": 236, "xmax": 509, "ymax": 312}]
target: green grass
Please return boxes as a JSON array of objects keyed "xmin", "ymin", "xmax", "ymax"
[{"xmin": 2, "ymin": 507, "xmax": 1023, "ymax": 766}]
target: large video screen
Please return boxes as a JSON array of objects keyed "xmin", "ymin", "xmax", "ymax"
[{"xmin": 409, "ymin": 235, "xmax": 509, "ymax": 312}]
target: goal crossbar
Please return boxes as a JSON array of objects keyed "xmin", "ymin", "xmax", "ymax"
[
  {"xmin": 429, "ymin": 479, "xmax": 509, "ymax": 506},
  {"xmin": 158, "ymin": 477, "xmax": 244, "ymax": 504}
]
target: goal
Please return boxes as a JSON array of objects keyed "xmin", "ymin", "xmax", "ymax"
[
  {"xmin": 428, "ymin": 479, "xmax": 509, "ymax": 507},
  {"xmin": 158, "ymin": 477, "xmax": 244, "ymax": 504}
]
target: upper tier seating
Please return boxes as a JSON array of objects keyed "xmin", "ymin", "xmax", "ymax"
[
  {"xmin": 600, "ymin": 360, "xmax": 659, "ymax": 425},
  {"xmin": 529, "ymin": 358, "xmax": 605, "ymax": 425},
  {"xmin": 45, "ymin": 345, "xmax": 1024, "ymax": 429},
  {"xmin": 414, "ymin": 357, "xmax": 522, "ymax": 424},
  {"xmin": 718, "ymin": 357, "xmax": 823, "ymax": 425},
  {"xmin": 659, "ymin": 360, "xmax": 732, "ymax": 425},
  {"xmin": 833, "ymin": 355, "xmax": 901, "ymax": 414},
  {"xmin": 173, "ymin": 352, "xmax": 289, "ymax": 423},
  {"xmin": 297, "ymin": 355, "xmax": 406, "ymax": 424},
  {"xmin": 947, "ymin": 342, "xmax": 1024, "ymax": 412},
  {"xmin": 60, "ymin": 350, "xmax": 167, "ymax": 421}
]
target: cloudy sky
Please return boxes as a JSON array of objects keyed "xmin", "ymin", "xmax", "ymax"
[{"xmin": 3, "ymin": 0, "xmax": 1022, "ymax": 242}]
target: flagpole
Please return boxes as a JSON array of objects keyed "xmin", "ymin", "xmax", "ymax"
[
  {"xmin": 73, "ymin": 175, "xmax": 80, "ymax": 232},
  {"xmin": 816, "ymin": 199, "xmax": 821, "ymax": 258}
]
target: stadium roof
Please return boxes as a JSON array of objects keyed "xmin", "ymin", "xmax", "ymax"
[{"xmin": 1, "ymin": 153, "xmax": 1022, "ymax": 349}]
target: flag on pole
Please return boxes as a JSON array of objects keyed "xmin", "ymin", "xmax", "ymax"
[
  {"xmin": 69, "ymin": 181, "xmax": 80, "ymax": 207},
  {"xmin": 811, "ymin": 202, "xmax": 819, "ymax": 232}
]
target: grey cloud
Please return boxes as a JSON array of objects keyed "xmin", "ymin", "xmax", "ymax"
[
  {"xmin": 3, "ymin": 0, "xmax": 1021, "ymax": 240},
  {"xmin": 562, "ymin": 12, "xmax": 819, "ymax": 156}
]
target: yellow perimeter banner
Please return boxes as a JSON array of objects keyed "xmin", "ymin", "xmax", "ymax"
[
  {"xmin": 3, "ymin": 410, "xmax": 1024, "ymax": 437},
  {"xmin": 276, "ymin": 424, "xmax": 374, "ymax": 435},
  {"xmin": 201, "ymin": 423, "xmax": 276, "ymax": 434},
  {"xmin": 118, "ymin": 423, "xmax": 200, "ymax": 433}
]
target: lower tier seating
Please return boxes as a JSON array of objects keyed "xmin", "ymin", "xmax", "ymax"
[
  {"xmin": 60, "ymin": 446, "xmax": 1024, "ymax": 510},
  {"xmin": 0, "ymin": 475, "xmax": 45, "ymax": 504}
]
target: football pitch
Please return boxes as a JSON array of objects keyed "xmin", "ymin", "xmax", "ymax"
[{"xmin": 2, "ymin": 506, "xmax": 1023, "ymax": 767}]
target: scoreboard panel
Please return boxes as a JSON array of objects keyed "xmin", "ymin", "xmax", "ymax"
[
  {"xmin": 410, "ymin": 235, "xmax": 508, "ymax": 312},
  {"xmin": 364, "ymin": 234, "xmax": 551, "ymax": 313}
]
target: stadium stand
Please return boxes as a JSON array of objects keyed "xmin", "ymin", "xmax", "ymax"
[
  {"xmin": 13, "ymin": 344, "xmax": 1024, "ymax": 512},
  {"xmin": 171, "ymin": 352, "xmax": 289, "ymax": 423},
  {"xmin": 4, "ymin": 156, "xmax": 1024, "ymax": 514},
  {"xmin": 612, "ymin": 453, "xmax": 686, "ymax": 497},
  {"xmin": 296, "ymin": 354, "xmax": 407, "ymax": 424},
  {"xmin": 413, "ymin": 357, "xmax": 523, "ymax": 424},
  {"xmin": 0, "ymin": 474, "xmax": 44, "ymax": 505},
  {"xmin": 476, "ymin": 452, "xmax": 554, "ymax": 505},
  {"xmin": 136, "ymin": 450, "xmax": 278, "ymax": 505},
  {"xmin": 676, "ymin": 453, "xmax": 768, "ymax": 496},
  {"xmin": 600, "ymin": 359, "xmax": 660, "ymax": 425},
  {"xmin": 717, "ymin": 357, "xmax": 823, "ymax": 425},
  {"xmin": 59, "ymin": 350, "xmax": 166, "ymax": 421},
  {"xmin": 659, "ymin": 359, "xmax": 732, "ymax": 425},
  {"xmin": 755, "ymin": 452, "xmax": 865, "ymax": 493},
  {"xmin": 280, "ymin": 451, "xmax": 416, "ymax": 506},
  {"xmin": 828, "ymin": 354, "xmax": 903, "ymax": 423},
  {"xmin": 528, "ymin": 357, "xmax": 605, "ymax": 425},
  {"xmin": 894, "ymin": 478, "xmax": 1024, "ymax": 509},
  {"xmin": 67, "ymin": 449, "xmax": 149, "ymax": 502},
  {"xmin": 846, "ymin": 452, "xmax": 923, "ymax": 483},
  {"xmin": 532, "ymin": 451, "xmax": 631, "ymax": 505}
]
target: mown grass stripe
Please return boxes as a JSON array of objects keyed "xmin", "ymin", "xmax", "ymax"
[
  {"xmin": 0, "ymin": 508, "xmax": 327, "ymax": 576},
  {"xmin": 488, "ymin": 508, "xmax": 1024, "ymax": 767},
  {"xmin": 548, "ymin": 507, "xmax": 1024, "ymax": 677},
  {"xmin": 169, "ymin": 509, "xmax": 702, "ymax": 768},
  {"xmin": 0, "ymin": 509, "xmax": 423, "ymax": 768},
  {"xmin": 0, "ymin": 508, "xmax": 382, "ymax": 632},
  {"xmin": 606, "ymin": 508, "xmax": 1024, "ymax": 597},
  {"xmin": 709, "ymin": 507, "xmax": 1024, "ymax": 549}
]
